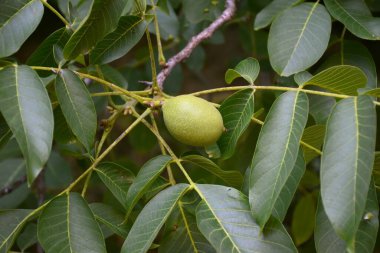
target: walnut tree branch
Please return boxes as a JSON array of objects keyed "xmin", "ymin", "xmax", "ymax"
[{"xmin": 156, "ymin": 0, "xmax": 237, "ymax": 89}]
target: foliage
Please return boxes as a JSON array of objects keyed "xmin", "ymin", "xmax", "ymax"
[{"xmin": 0, "ymin": 0, "xmax": 379, "ymax": 252}]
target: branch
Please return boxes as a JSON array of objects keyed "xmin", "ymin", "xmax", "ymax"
[
  {"xmin": 0, "ymin": 175, "xmax": 27, "ymax": 197},
  {"xmin": 156, "ymin": 0, "xmax": 237, "ymax": 89}
]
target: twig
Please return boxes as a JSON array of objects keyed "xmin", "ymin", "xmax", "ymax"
[
  {"xmin": 0, "ymin": 175, "xmax": 27, "ymax": 197},
  {"xmin": 156, "ymin": 0, "xmax": 237, "ymax": 89}
]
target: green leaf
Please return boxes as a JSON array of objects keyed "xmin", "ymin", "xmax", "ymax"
[
  {"xmin": 0, "ymin": 0, "xmax": 44, "ymax": 57},
  {"xmin": 321, "ymin": 95, "xmax": 376, "ymax": 243},
  {"xmin": 268, "ymin": 2, "xmax": 331, "ymax": 76},
  {"xmin": 45, "ymin": 151, "xmax": 73, "ymax": 189},
  {"xmin": 124, "ymin": 155, "xmax": 172, "ymax": 220},
  {"xmin": 254, "ymin": 0, "xmax": 302, "ymax": 30},
  {"xmin": 63, "ymin": 0, "xmax": 125, "ymax": 59},
  {"xmin": 181, "ymin": 155, "xmax": 243, "ymax": 189},
  {"xmin": 38, "ymin": 193, "xmax": 107, "ymax": 253},
  {"xmin": 131, "ymin": 0, "xmax": 147, "ymax": 15},
  {"xmin": 291, "ymin": 193, "xmax": 316, "ymax": 246},
  {"xmin": 148, "ymin": 3, "xmax": 179, "ymax": 40},
  {"xmin": 26, "ymin": 28, "xmax": 71, "ymax": 76},
  {"xmin": 272, "ymin": 151, "xmax": 306, "ymax": 221},
  {"xmin": 0, "ymin": 209, "xmax": 33, "ymax": 252},
  {"xmin": 196, "ymin": 184, "xmax": 297, "ymax": 253},
  {"xmin": 0, "ymin": 114, "xmax": 12, "ymax": 150},
  {"xmin": 90, "ymin": 15, "xmax": 151, "ymax": 64},
  {"xmin": 225, "ymin": 58, "xmax": 260, "ymax": 85},
  {"xmin": 182, "ymin": 0, "xmax": 224, "ymax": 24},
  {"xmin": 294, "ymin": 71, "xmax": 312, "ymax": 86},
  {"xmin": 365, "ymin": 88, "xmax": 380, "ymax": 98},
  {"xmin": 301, "ymin": 125, "xmax": 325, "ymax": 163},
  {"xmin": 55, "ymin": 69, "xmax": 97, "ymax": 151},
  {"xmin": 308, "ymin": 88, "xmax": 336, "ymax": 124},
  {"xmin": 17, "ymin": 223, "xmax": 37, "ymax": 251},
  {"xmin": 90, "ymin": 203, "xmax": 130, "ymax": 238},
  {"xmin": 158, "ymin": 210, "xmax": 215, "ymax": 253},
  {"xmin": 249, "ymin": 91, "xmax": 309, "ymax": 228},
  {"xmin": 121, "ymin": 184, "xmax": 190, "ymax": 253},
  {"xmin": 315, "ymin": 182, "xmax": 378, "ymax": 253},
  {"xmin": 324, "ymin": 0, "xmax": 380, "ymax": 40},
  {"xmin": 217, "ymin": 89, "xmax": 254, "ymax": 159},
  {"xmin": 0, "ymin": 65, "xmax": 53, "ymax": 185},
  {"xmin": 95, "ymin": 162, "xmax": 135, "ymax": 207},
  {"xmin": 303, "ymin": 65, "xmax": 367, "ymax": 95}
]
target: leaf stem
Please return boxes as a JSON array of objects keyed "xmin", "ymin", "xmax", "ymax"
[
  {"xmin": 40, "ymin": 0, "xmax": 70, "ymax": 28},
  {"xmin": 149, "ymin": 113, "xmax": 176, "ymax": 185},
  {"xmin": 149, "ymin": 0, "xmax": 166, "ymax": 65},
  {"xmin": 145, "ymin": 30, "xmax": 161, "ymax": 94}
]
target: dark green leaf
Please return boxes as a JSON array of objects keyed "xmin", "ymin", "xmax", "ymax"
[
  {"xmin": 181, "ymin": 155, "xmax": 243, "ymax": 189},
  {"xmin": 249, "ymin": 91, "xmax": 308, "ymax": 228},
  {"xmin": 254, "ymin": 0, "xmax": 302, "ymax": 30},
  {"xmin": 90, "ymin": 203, "xmax": 130, "ymax": 238},
  {"xmin": 148, "ymin": 3, "xmax": 179, "ymax": 40},
  {"xmin": 272, "ymin": 151, "xmax": 306, "ymax": 221},
  {"xmin": 321, "ymin": 95, "xmax": 376, "ymax": 243},
  {"xmin": 0, "ymin": 209, "xmax": 33, "ymax": 252},
  {"xmin": 315, "ymin": 182, "xmax": 378, "ymax": 253},
  {"xmin": 95, "ymin": 162, "xmax": 135, "ymax": 207},
  {"xmin": 308, "ymin": 88, "xmax": 336, "ymax": 124},
  {"xmin": 225, "ymin": 58, "xmax": 260, "ymax": 85},
  {"xmin": 303, "ymin": 65, "xmax": 367, "ymax": 95},
  {"xmin": 17, "ymin": 223, "xmax": 37, "ymax": 251},
  {"xmin": 55, "ymin": 69, "xmax": 97, "ymax": 151},
  {"xmin": 90, "ymin": 15, "xmax": 151, "ymax": 64},
  {"xmin": 45, "ymin": 151, "xmax": 73, "ymax": 189},
  {"xmin": 124, "ymin": 155, "xmax": 172, "ymax": 220},
  {"xmin": 291, "ymin": 193, "xmax": 316, "ymax": 245},
  {"xmin": 63, "ymin": 0, "xmax": 125, "ymax": 59},
  {"xmin": 0, "ymin": 0, "xmax": 44, "ymax": 57},
  {"xmin": 218, "ymin": 89, "xmax": 254, "ymax": 159},
  {"xmin": 38, "ymin": 193, "xmax": 107, "ymax": 253},
  {"xmin": 268, "ymin": 3, "xmax": 331, "ymax": 76},
  {"xmin": 158, "ymin": 210, "xmax": 215, "ymax": 253},
  {"xmin": 26, "ymin": 28, "xmax": 71, "ymax": 76},
  {"xmin": 301, "ymin": 125, "xmax": 325, "ymax": 163},
  {"xmin": 0, "ymin": 65, "xmax": 53, "ymax": 185},
  {"xmin": 121, "ymin": 184, "xmax": 190, "ymax": 253},
  {"xmin": 0, "ymin": 114, "xmax": 12, "ymax": 150},
  {"xmin": 183, "ymin": 0, "xmax": 224, "ymax": 24},
  {"xmin": 324, "ymin": 0, "xmax": 380, "ymax": 40},
  {"xmin": 196, "ymin": 184, "xmax": 297, "ymax": 253}
]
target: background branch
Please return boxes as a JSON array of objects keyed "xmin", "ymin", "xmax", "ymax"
[{"xmin": 156, "ymin": 0, "xmax": 237, "ymax": 89}]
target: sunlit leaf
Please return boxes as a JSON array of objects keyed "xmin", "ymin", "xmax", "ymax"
[
  {"xmin": 301, "ymin": 125, "xmax": 325, "ymax": 163},
  {"xmin": 249, "ymin": 91, "xmax": 308, "ymax": 228},
  {"xmin": 321, "ymin": 95, "xmax": 376, "ymax": 243},
  {"xmin": 268, "ymin": 2, "xmax": 331, "ymax": 76},
  {"xmin": 0, "ymin": 65, "xmax": 53, "ymax": 185},
  {"xmin": 303, "ymin": 65, "xmax": 367, "ymax": 95}
]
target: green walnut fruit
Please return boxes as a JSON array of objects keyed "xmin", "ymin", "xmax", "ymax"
[{"xmin": 162, "ymin": 95, "xmax": 224, "ymax": 147}]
